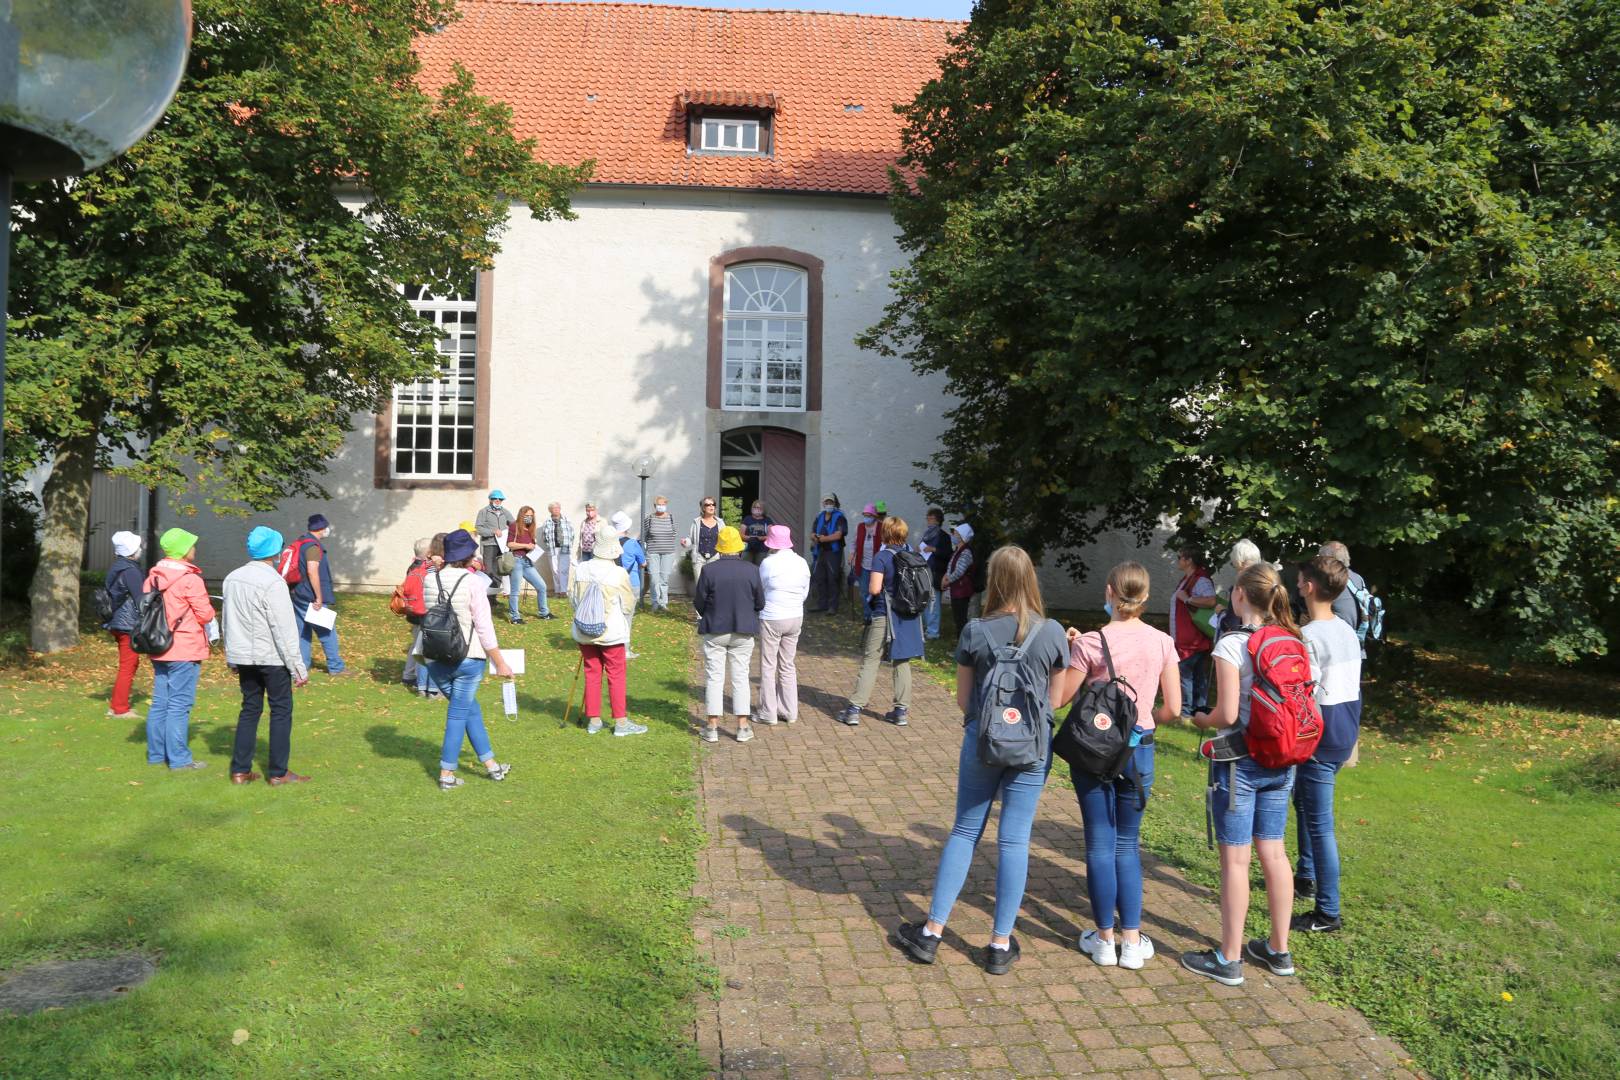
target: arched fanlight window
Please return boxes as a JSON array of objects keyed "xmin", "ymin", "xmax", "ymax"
[{"xmin": 722, "ymin": 263, "xmax": 807, "ymax": 411}]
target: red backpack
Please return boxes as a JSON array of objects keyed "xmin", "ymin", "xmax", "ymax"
[
  {"xmin": 1243, "ymin": 626, "xmax": 1323, "ymax": 768},
  {"xmin": 392, "ymin": 561, "xmax": 430, "ymax": 620},
  {"xmin": 275, "ymin": 539, "xmax": 316, "ymax": 584}
]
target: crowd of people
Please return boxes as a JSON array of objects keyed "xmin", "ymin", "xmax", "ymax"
[{"xmin": 98, "ymin": 489, "xmax": 1373, "ymax": 988}]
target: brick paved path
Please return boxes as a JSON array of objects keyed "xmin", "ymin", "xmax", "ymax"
[{"xmin": 691, "ymin": 617, "xmax": 1417, "ymax": 1079}]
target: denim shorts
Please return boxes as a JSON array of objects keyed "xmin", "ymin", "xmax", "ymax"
[{"xmin": 1211, "ymin": 756, "xmax": 1295, "ymax": 845}]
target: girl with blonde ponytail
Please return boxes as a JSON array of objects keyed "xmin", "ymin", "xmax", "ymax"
[
  {"xmin": 1058, "ymin": 562, "xmax": 1181, "ymax": 970},
  {"xmin": 1183, "ymin": 561, "xmax": 1312, "ymax": 987}
]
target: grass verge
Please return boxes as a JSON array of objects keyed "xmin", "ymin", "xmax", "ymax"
[{"xmin": 0, "ymin": 595, "xmax": 708, "ymax": 1078}]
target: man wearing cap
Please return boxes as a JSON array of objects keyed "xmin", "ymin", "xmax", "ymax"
[
  {"xmin": 757, "ymin": 524, "xmax": 811, "ymax": 726},
  {"xmin": 104, "ymin": 530, "xmax": 148, "ymax": 720},
  {"xmin": 475, "ymin": 491, "xmax": 515, "ymax": 596},
  {"xmin": 223, "ymin": 527, "xmax": 312, "ymax": 786},
  {"xmin": 144, "ymin": 528, "xmax": 217, "ymax": 770},
  {"xmin": 290, "ymin": 514, "xmax": 347, "ymax": 675},
  {"xmin": 612, "ymin": 512, "xmax": 648, "ymax": 659},
  {"xmin": 809, "ymin": 494, "xmax": 847, "ymax": 615}
]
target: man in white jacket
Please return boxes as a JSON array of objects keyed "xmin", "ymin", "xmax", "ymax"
[{"xmin": 223, "ymin": 526, "xmax": 311, "ymax": 786}]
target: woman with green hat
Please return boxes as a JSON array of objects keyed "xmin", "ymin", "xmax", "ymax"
[{"xmin": 144, "ymin": 527, "xmax": 218, "ymax": 771}]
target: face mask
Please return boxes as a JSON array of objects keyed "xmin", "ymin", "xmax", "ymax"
[
  {"xmin": 863, "ymin": 515, "xmax": 875, "ymax": 524},
  {"xmin": 751, "ymin": 508, "xmax": 763, "ymax": 518},
  {"xmin": 523, "ymin": 516, "xmax": 534, "ymax": 524},
  {"xmin": 823, "ymin": 504, "xmax": 833, "ymax": 512},
  {"xmin": 655, "ymin": 505, "xmax": 667, "ymax": 514},
  {"xmin": 1104, "ymin": 601, "xmax": 1114, "ymax": 617}
]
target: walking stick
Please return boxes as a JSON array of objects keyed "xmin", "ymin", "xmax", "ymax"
[{"xmin": 559, "ymin": 653, "xmax": 584, "ymax": 729}]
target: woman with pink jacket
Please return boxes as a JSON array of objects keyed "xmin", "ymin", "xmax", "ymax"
[{"xmin": 144, "ymin": 528, "xmax": 218, "ymax": 771}]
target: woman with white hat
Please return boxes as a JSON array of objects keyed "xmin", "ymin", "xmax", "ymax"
[
  {"xmin": 570, "ymin": 521, "xmax": 645, "ymax": 736},
  {"xmin": 942, "ymin": 524, "xmax": 977, "ymax": 635},
  {"xmin": 104, "ymin": 530, "xmax": 148, "ymax": 720}
]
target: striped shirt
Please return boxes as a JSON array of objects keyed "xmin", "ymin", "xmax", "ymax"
[{"xmin": 642, "ymin": 512, "xmax": 678, "ymax": 554}]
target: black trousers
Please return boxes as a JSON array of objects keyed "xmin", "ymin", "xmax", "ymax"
[
  {"xmin": 231, "ymin": 664, "xmax": 293, "ymax": 777},
  {"xmin": 951, "ymin": 595, "xmax": 972, "ymax": 635},
  {"xmin": 811, "ymin": 550, "xmax": 843, "ymax": 613}
]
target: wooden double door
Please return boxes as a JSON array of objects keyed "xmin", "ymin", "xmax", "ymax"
[{"xmin": 719, "ymin": 428, "xmax": 806, "ymax": 554}]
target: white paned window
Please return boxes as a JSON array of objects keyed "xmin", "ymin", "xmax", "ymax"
[
  {"xmin": 701, "ymin": 117, "xmax": 761, "ymax": 152},
  {"xmin": 393, "ymin": 282, "xmax": 477, "ymax": 479},
  {"xmin": 723, "ymin": 264, "xmax": 807, "ymax": 412}
]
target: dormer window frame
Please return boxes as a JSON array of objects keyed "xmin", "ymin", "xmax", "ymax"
[{"xmin": 688, "ymin": 107, "xmax": 774, "ymax": 158}]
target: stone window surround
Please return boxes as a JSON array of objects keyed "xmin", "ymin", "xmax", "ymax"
[{"xmin": 707, "ymin": 246, "xmax": 823, "ymax": 412}]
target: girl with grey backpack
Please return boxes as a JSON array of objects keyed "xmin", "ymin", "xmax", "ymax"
[{"xmin": 890, "ymin": 546, "xmax": 1069, "ymax": 976}]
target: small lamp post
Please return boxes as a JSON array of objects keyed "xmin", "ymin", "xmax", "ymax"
[
  {"xmin": 633, "ymin": 455, "xmax": 655, "ymax": 535},
  {"xmin": 1, "ymin": 0, "xmax": 192, "ymax": 589}
]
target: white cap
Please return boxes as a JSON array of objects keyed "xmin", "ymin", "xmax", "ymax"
[
  {"xmin": 953, "ymin": 523, "xmax": 975, "ymax": 543},
  {"xmin": 112, "ymin": 530, "xmax": 142, "ymax": 557},
  {"xmin": 610, "ymin": 511, "xmax": 631, "ymax": 534}
]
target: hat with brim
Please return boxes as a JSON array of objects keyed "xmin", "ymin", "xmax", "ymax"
[
  {"xmin": 610, "ymin": 511, "xmax": 631, "ymax": 534},
  {"xmin": 308, "ymin": 513, "xmax": 329, "ymax": 532},
  {"xmin": 443, "ymin": 529, "xmax": 478, "ymax": 563},
  {"xmin": 874, "ymin": 501, "xmax": 887, "ymax": 513},
  {"xmin": 591, "ymin": 520, "xmax": 622, "ymax": 560},
  {"xmin": 715, "ymin": 526, "xmax": 746, "ymax": 555},
  {"xmin": 488, "ymin": 490, "xmax": 505, "ymax": 500},
  {"xmin": 862, "ymin": 503, "xmax": 877, "ymax": 516},
  {"xmin": 246, "ymin": 526, "xmax": 283, "ymax": 560},
  {"xmin": 764, "ymin": 524, "xmax": 793, "ymax": 550},
  {"xmin": 953, "ymin": 523, "xmax": 975, "ymax": 543},
  {"xmin": 112, "ymin": 530, "xmax": 142, "ymax": 558},
  {"xmin": 160, "ymin": 527, "xmax": 199, "ymax": 561}
]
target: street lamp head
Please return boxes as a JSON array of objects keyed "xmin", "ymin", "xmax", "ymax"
[
  {"xmin": 633, "ymin": 455, "xmax": 655, "ymax": 479},
  {"xmin": 1, "ymin": 1, "xmax": 193, "ymax": 181}
]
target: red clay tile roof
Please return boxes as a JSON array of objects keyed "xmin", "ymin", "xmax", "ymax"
[{"xmin": 415, "ymin": 1, "xmax": 961, "ymax": 195}]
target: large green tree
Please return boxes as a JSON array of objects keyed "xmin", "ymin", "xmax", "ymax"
[
  {"xmin": 866, "ymin": 0, "xmax": 1620, "ymax": 661},
  {"xmin": 5, "ymin": 0, "xmax": 586, "ymax": 652}
]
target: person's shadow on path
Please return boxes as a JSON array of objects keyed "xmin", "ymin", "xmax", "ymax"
[{"xmin": 720, "ymin": 811, "xmax": 1209, "ymax": 960}]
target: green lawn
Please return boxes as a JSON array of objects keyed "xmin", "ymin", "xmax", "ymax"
[
  {"xmin": 0, "ymin": 595, "xmax": 709, "ymax": 1079},
  {"xmin": 917, "ymin": 610, "xmax": 1620, "ymax": 1080}
]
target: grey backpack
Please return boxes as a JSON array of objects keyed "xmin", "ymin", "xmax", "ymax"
[{"xmin": 971, "ymin": 622, "xmax": 1053, "ymax": 769}]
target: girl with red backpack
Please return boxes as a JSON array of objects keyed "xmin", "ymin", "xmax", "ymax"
[{"xmin": 1184, "ymin": 562, "xmax": 1319, "ymax": 987}]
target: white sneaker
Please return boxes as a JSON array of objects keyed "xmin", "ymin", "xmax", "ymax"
[
  {"xmin": 1118, "ymin": 934, "xmax": 1155, "ymax": 970},
  {"xmin": 735, "ymin": 727, "xmax": 755, "ymax": 743},
  {"xmin": 1078, "ymin": 929, "xmax": 1118, "ymax": 967},
  {"xmin": 753, "ymin": 712, "xmax": 779, "ymax": 726},
  {"xmin": 701, "ymin": 727, "xmax": 720, "ymax": 743}
]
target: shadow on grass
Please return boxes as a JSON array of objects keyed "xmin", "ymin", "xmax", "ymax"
[{"xmin": 363, "ymin": 723, "xmax": 443, "ymax": 779}]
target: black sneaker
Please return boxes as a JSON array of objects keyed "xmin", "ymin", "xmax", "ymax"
[
  {"xmin": 984, "ymin": 936, "xmax": 1020, "ymax": 976},
  {"xmin": 1294, "ymin": 875, "xmax": 1316, "ymax": 901},
  {"xmin": 1181, "ymin": 948, "xmax": 1244, "ymax": 986},
  {"xmin": 835, "ymin": 705, "xmax": 862, "ymax": 727},
  {"xmin": 884, "ymin": 706, "xmax": 909, "ymax": 727},
  {"xmin": 509, "ymin": 614, "xmax": 525, "ymax": 625},
  {"xmin": 893, "ymin": 921, "xmax": 939, "ymax": 964},
  {"xmin": 1244, "ymin": 938, "xmax": 1296, "ymax": 976},
  {"xmin": 537, "ymin": 612, "xmax": 556, "ymax": 621},
  {"xmin": 1290, "ymin": 909, "xmax": 1343, "ymax": 934}
]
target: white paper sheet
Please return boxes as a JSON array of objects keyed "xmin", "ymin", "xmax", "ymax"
[
  {"xmin": 499, "ymin": 648, "xmax": 525, "ymax": 675},
  {"xmin": 206, "ymin": 620, "xmax": 220, "ymax": 643},
  {"xmin": 501, "ymin": 680, "xmax": 518, "ymax": 717},
  {"xmin": 302, "ymin": 604, "xmax": 337, "ymax": 630}
]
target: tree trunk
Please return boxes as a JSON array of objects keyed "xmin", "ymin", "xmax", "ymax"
[{"xmin": 29, "ymin": 432, "xmax": 96, "ymax": 654}]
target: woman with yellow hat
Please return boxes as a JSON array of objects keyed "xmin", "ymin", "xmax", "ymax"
[{"xmin": 693, "ymin": 525, "xmax": 764, "ymax": 743}]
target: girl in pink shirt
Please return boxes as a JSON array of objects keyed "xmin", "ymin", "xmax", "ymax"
[{"xmin": 1059, "ymin": 562, "xmax": 1181, "ymax": 970}]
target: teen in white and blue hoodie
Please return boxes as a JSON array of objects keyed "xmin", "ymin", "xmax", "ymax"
[{"xmin": 1291, "ymin": 555, "xmax": 1363, "ymax": 933}]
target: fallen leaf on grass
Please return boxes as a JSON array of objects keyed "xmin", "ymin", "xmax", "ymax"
[
  {"xmin": 409, "ymin": 1027, "xmax": 421, "ymax": 1037},
  {"xmin": 96, "ymin": 766, "xmax": 112, "ymax": 772},
  {"xmin": 127, "ymin": 781, "xmax": 142, "ymax": 787},
  {"xmin": 232, "ymin": 1029, "xmax": 250, "ymax": 1045}
]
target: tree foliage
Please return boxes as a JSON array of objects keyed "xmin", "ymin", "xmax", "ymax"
[
  {"xmin": 4, "ymin": 0, "xmax": 586, "ymax": 650},
  {"xmin": 865, "ymin": 0, "xmax": 1620, "ymax": 661}
]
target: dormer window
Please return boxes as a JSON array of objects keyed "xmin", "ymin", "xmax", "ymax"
[{"xmin": 682, "ymin": 90, "xmax": 776, "ymax": 157}]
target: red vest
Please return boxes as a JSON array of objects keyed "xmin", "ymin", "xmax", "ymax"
[{"xmin": 1173, "ymin": 570, "xmax": 1213, "ymax": 658}]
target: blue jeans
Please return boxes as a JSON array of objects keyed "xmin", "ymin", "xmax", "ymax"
[
  {"xmin": 927, "ymin": 722, "xmax": 1054, "ymax": 937},
  {"xmin": 1072, "ymin": 743, "xmax": 1155, "ymax": 931},
  {"xmin": 427, "ymin": 657, "xmax": 495, "ymax": 772},
  {"xmin": 1178, "ymin": 652, "xmax": 1209, "ymax": 716},
  {"xmin": 147, "ymin": 659, "xmax": 202, "ymax": 767},
  {"xmin": 923, "ymin": 587, "xmax": 942, "ymax": 639},
  {"xmin": 508, "ymin": 556, "xmax": 550, "ymax": 617},
  {"xmin": 1293, "ymin": 757, "xmax": 1345, "ymax": 915},
  {"xmin": 647, "ymin": 551, "xmax": 676, "ymax": 610},
  {"xmin": 1211, "ymin": 756, "xmax": 1295, "ymax": 846},
  {"xmin": 294, "ymin": 604, "xmax": 346, "ymax": 673}
]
